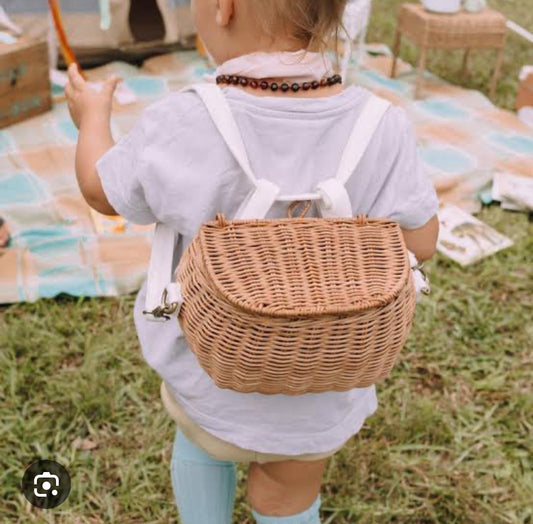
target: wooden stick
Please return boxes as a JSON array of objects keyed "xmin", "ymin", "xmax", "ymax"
[
  {"xmin": 461, "ymin": 48, "xmax": 471, "ymax": 79},
  {"xmin": 47, "ymin": 0, "xmax": 85, "ymax": 78},
  {"xmin": 391, "ymin": 30, "xmax": 402, "ymax": 78},
  {"xmin": 415, "ymin": 46, "xmax": 428, "ymax": 99}
]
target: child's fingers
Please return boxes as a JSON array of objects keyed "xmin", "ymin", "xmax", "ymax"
[
  {"xmin": 68, "ymin": 63, "xmax": 85, "ymax": 90},
  {"xmin": 103, "ymin": 75, "xmax": 122, "ymax": 97},
  {"xmin": 64, "ymin": 82, "xmax": 73, "ymax": 100}
]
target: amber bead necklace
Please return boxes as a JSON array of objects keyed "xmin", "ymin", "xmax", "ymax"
[{"xmin": 216, "ymin": 74, "xmax": 343, "ymax": 93}]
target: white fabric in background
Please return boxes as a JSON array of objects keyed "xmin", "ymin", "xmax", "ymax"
[{"xmin": 214, "ymin": 50, "xmax": 332, "ymax": 81}]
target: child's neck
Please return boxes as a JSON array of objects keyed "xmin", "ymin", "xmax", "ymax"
[
  {"xmin": 218, "ymin": 41, "xmax": 344, "ymax": 99},
  {"xmin": 228, "ymin": 33, "xmax": 312, "ymax": 59}
]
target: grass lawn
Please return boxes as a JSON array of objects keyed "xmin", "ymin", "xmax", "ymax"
[{"xmin": 1, "ymin": 2, "xmax": 532, "ymax": 523}]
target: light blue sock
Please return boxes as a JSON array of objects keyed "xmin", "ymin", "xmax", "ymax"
[
  {"xmin": 251, "ymin": 494, "xmax": 322, "ymax": 524},
  {"xmin": 171, "ymin": 429, "xmax": 237, "ymax": 524}
]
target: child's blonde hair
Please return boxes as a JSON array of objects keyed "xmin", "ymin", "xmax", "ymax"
[{"xmin": 250, "ymin": 0, "xmax": 348, "ymax": 51}]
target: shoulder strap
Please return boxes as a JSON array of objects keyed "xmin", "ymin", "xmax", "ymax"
[
  {"xmin": 143, "ymin": 223, "xmax": 183, "ymax": 324},
  {"xmin": 316, "ymin": 94, "xmax": 391, "ymax": 218},
  {"xmin": 185, "ymin": 84, "xmax": 280, "ymax": 220},
  {"xmin": 184, "ymin": 84, "xmax": 257, "ymax": 187},
  {"xmin": 336, "ymin": 94, "xmax": 391, "ymax": 184}
]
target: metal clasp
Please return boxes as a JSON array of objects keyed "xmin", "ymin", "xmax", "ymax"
[
  {"xmin": 413, "ymin": 262, "xmax": 431, "ymax": 295},
  {"xmin": 143, "ymin": 288, "xmax": 182, "ymax": 321}
]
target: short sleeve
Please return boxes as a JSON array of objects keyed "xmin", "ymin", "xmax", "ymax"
[
  {"xmin": 96, "ymin": 115, "xmax": 157, "ymax": 225},
  {"xmin": 371, "ymin": 108, "xmax": 439, "ymax": 230}
]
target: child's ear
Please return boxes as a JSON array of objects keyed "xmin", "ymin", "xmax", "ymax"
[{"xmin": 216, "ymin": 0, "xmax": 234, "ymax": 27}]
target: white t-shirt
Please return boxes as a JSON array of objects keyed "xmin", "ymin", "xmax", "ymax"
[{"xmin": 97, "ymin": 85, "xmax": 439, "ymax": 455}]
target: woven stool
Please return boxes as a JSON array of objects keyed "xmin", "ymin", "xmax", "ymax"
[{"xmin": 390, "ymin": 3, "xmax": 507, "ymax": 99}]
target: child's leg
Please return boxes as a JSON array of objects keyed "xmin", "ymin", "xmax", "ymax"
[
  {"xmin": 247, "ymin": 459, "xmax": 326, "ymax": 523},
  {"xmin": 171, "ymin": 429, "xmax": 237, "ymax": 524},
  {"xmin": 251, "ymin": 494, "xmax": 321, "ymax": 524}
]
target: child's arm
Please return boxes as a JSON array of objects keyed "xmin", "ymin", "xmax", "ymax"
[
  {"xmin": 401, "ymin": 214, "xmax": 439, "ymax": 263},
  {"xmin": 65, "ymin": 64, "xmax": 120, "ymax": 216}
]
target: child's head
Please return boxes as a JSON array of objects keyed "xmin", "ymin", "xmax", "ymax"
[{"xmin": 192, "ymin": 0, "xmax": 348, "ymax": 65}]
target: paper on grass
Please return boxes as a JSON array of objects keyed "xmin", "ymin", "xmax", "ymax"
[
  {"xmin": 437, "ymin": 204, "xmax": 513, "ymax": 266},
  {"xmin": 492, "ymin": 172, "xmax": 533, "ymax": 211}
]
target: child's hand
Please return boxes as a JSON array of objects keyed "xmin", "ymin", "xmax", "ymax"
[{"xmin": 65, "ymin": 64, "xmax": 121, "ymax": 129}]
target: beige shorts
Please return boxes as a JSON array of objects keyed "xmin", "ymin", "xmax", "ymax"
[{"xmin": 160, "ymin": 381, "xmax": 345, "ymax": 464}]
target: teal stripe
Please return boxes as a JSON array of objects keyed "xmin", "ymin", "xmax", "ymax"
[
  {"xmin": 491, "ymin": 134, "xmax": 533, "ymax": 154},
  {"xmin": 0, "ymin": 173, "xmax": 47, "ymax": 205},
  {"xmin": 38, "ymin": 276, "xmax": 99, "ymax": 299}
]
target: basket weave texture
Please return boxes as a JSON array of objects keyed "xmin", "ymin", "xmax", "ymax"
[
  {"xmin": 399, "ymin": 4, "xmax": 507, "ymax": 49},
  {"xmin": 176, "ymin": 213, "xmax": 416, "ymax": 395}
]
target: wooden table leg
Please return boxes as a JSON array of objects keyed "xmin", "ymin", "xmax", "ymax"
[
  {"xmin": 461, "ymin": 48, "xmax": 471, "ymax": 79},
  {"xmin": 415, "ymin": 46, "xmax": 428, "ymax": 98},
  {"xmin": 391, "ymin": 30, "xmax": 402, "ymax": 78},
  {"xmin": 490, "ymin": 46, "xmax": 504, "ymax": 99}
]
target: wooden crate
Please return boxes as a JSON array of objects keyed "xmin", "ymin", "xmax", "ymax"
[{"xmin": 0, "ymin": 39, "xmax": 51, "ymax": 129}]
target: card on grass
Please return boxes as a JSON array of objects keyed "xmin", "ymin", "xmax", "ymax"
[
  {"xmin": 492, "ymin": 171, "xmax": 533, "ymax": 212},
  {"xmin": 437, "ymin": 204, "xmax": 513, "ymax": 266}
]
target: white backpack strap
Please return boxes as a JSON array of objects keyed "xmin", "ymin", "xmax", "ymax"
[
  {"xmin": 186, "ymin": 84, "xmax": 280, "ymax": 220},
  {"xmin": 143, "ymin": 223, "xmax": 184, "ymax": 324},
  {"xmin": 184, "ymin": 84, "xmax": 257, "ymax": 187},
  {"xmin": 316, "ymin": 94, "xmax": 391, "ymax": 218},
  {"xmin": 336, "ymin": 94, "xmax": 391, "ymax": 184},
  {"xmin": 316, "ymin": 178, "xmax": 353, "ymax": 218},
  {"xmin": 235, "ymin": 178, "xmax": 280, "ymax": 219}
]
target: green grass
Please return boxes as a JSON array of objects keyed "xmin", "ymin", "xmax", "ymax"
[
  {"xmin": 2, "ymin": 3, "xmax": 533, "ymax": 523},
  {"xmin": 2, "ymin": 207, "xmax": 531, "ymax": 523}
]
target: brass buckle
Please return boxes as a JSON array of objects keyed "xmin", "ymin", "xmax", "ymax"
[{"xmin": 143, "ymin": 289, "xmax": 181, "ymax": 321}]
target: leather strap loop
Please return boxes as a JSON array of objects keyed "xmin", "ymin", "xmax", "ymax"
[
  {"xmin": 287, "ymin": 200, "xmax": 313, "ymax": 219},
  {"xmin": 316, "ymin": 178, "xmax": 353, "ymax": 218}
]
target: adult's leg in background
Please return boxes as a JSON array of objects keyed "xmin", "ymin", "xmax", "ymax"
[
  {"xmin": 171, "ymin": 429, "xmax": 237, "ymax": 524},
  {"xmin": 246, "ymin": 458, "xmax": 328, "ymax": 520}
]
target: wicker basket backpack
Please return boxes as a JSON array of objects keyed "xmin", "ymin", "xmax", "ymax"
[{"xmin": 143, "ymin": 84, "xmax": 430, "ymax": 396}]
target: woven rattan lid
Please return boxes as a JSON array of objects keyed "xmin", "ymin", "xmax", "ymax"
[{"xmin": 199, "ymin": 215, "xmax": 411, "ymax": 317}]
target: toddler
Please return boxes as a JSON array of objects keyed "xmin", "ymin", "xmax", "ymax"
[{"xmin": 66, "ymin": 0, "xmax": 440, "ymax": 522}]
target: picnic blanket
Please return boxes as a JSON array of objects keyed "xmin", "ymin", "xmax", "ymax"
[
  {"xmin": 1, "ymin": 48, "xmax": 532, "ymax": 304},
  {"xmin": 354, "ymin": 49, "xmax": 533, "ymax": 212}
]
